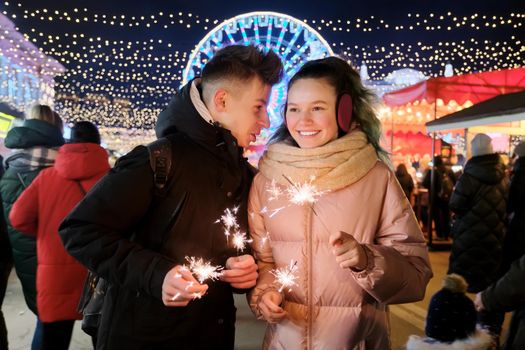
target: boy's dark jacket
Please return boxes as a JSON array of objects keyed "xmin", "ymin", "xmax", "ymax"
[{"xmin": 59, "ymin": 81, "xmax": 254, "ymax": 349}]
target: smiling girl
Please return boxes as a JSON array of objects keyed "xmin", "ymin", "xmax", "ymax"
[{"xmin": 248, "ymin": 57, "xmax": 433, "ymax": 349}]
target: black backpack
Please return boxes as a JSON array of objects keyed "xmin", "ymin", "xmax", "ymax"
[{"xmin": 78, "ymin": 138, "xmax": 173, "ymax": 337}]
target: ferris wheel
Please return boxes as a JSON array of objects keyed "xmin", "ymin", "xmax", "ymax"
[{"xmin": 182, "ymin": 11, "xmax": 334, "ymax": 132}]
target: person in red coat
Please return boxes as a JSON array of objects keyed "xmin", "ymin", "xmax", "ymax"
[{"xmin": 10, "ymin": 121, "xmax": 110, "ymax": 350}]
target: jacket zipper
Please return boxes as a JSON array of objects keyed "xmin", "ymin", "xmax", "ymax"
[{"xmin": 306, "ymin": 208, "xmax": 313, "ymax": 350}]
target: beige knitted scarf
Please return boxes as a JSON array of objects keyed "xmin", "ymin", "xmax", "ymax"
[{"xmin": 258, "ymin": 131, "xmax": 379, "ymax": 192}]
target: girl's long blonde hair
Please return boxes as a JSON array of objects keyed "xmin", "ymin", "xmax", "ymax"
[{"xmin": 25, "ymin": 104, "xmax": 63, "ymax": 132}]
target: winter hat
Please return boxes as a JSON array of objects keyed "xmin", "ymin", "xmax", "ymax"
[
  {"xmin": 70, "ymin": 121, "xmax": 101, "ymax": 144},
  {"xmin": 406, "ymin": 274, "xmax": 492, "ymax": 350},
  {"xmin": 470, "ymin": 134, "xmax": 493, "ymax": 157},
  {"xmin": 514, "ymin": 141, "xmax": 525, "ymax": 158},
  {"xmin": 425, "ymin": 274, "xmax": 478, "ymax": 342}
]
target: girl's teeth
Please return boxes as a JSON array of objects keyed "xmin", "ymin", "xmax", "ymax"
[{"xmin": 299, "ymin": 131, "xmax": 318, "ymax": 136}]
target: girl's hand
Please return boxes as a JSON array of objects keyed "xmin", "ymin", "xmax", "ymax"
[
  {"xmin": 258, "ymin": 290, "xmax": 287, "ymax": 324},
  {"xmin": 329, "ymin": 231, "xmax": 368, "ymax": 271}
]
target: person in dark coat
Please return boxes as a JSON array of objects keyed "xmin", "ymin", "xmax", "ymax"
[
  {"xmin": 447, "ymin": 133, "xmax": 509, "ymax": 345},
  {"xmin": 475, "ymin": 253, "xmax": 525, "ymax": 350},
  {"xmin": 0, "ymin": 155, "xmax": 12, "ymax": 350},
  {"xmin": 10, "ymin": 121, "xmax": 110, "ymax": 350},
  {"xmin": 0, "ymin": 105, "xmax": 65, "ymax": 350},
  {"xmin": 422, "ymin": 155, "xmax": 456, "ymax": 240},
  {"xmin": 58, "ymin": 45, "xmax": 283, "ymax": 350},
  {"xmin": 395, "ymin": 163, "xmax": 415, "ymax": 204},
  {"xmin": 501, "ymin": 141, "xmax": 525, "ymax": 272}
]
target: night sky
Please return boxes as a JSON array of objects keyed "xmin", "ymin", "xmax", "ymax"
[{"xmin": 1, "ymin": 0, "xmax": 523, "ymax": 128}]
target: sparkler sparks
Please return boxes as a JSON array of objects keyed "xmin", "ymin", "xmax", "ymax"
[
  {"xmin": 266, "ymin": 179, "xmax": 282, "ymax": 201},
  {"xmin": 259, "ymin": 232, "xmax": 271, "ymax": 249},
  {"xmin": 270, "ymin": 260, "xmax": 299, "ymax": 293},
  {"xmin": 281, "ymin": 175, "xmax": 331, "ymax": 234},
  {"xmin": 231, "ymin": 231, "xmax": 253, "ymax": 253},
  {"xmin": 183, "ymin": 256, "xmax": 223, "ymax": 284},
  {"xmin": 216, "ymin": 206, "xmax": 253, "ymax": 253},
  {"xmin": 282, "ymin": 175, "xmax": 325, "ymax": 206},
  {"xmin": 215, "ymin": 206, "xmax": 240, "ymax": 242}
]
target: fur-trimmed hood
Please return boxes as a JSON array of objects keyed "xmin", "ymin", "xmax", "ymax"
[{"xmin": 406, "ymin": 329, "xmax": 492, "ymax": 350}]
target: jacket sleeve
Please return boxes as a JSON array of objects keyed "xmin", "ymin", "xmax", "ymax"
[
  {"xmin": 58, "ymin": 146, "xmax": 176, "ymax": 301},
  {"xmin": 448, "ymin": 174, "xmax": 477, "ymax": 215},
  {"xmin": 508, "ymin": 169, "xmax": 525, "ymax": 214},
  {"xmin": 482, "ymin": 254, "xmax": 525, "ymax": 312},
  {"xmin": 9, "ymin": 171, "xmax": 41, "ymax": 236},
  {"xmin": 352, "ymin": 169, "xmax": 433, "ymax": 304},
  {"xmin": 247, "ymin": 175, "xmax": 281, "ymax": 318}
]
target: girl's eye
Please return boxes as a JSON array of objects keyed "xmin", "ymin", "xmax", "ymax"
[{"xmin": 288, "ymin": 107, "xmax": 298, "ymax": 113}]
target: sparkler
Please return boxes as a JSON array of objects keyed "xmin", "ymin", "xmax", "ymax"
[
  {"xmin": 282, "ymin": 175, "xmax": 325, "ymax": 206},
  {"xmin": 183, "ymin": 256, "xmax": 224, "ymax": 284},
  {"xmin": 216, "ymin": 206, "xmax": 254, "ymax": 254},
  {"xmin": 215, "ymin": 206, "xmax": 239, "ymax": 242},
  {"xmin": 231, "ymin": 231, "xmax": 253, "ymax": 253},
  {"xmin": 281, "ymin": 175, "xmax": 331, "ymax": 234},
  {"xmin": 170, "ymin": 257, "xmax": 223, "ymax": 301},
  {"xmin": 270, "ymin": 260, "xmax": 299, "ymax": 293}
]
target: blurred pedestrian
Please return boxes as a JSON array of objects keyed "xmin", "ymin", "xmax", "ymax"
[
  {"xmin": 0, "ymin": 104, "xmax": 65, "ymax": 349},
  {"xmin": 10, "ymin": 121, "xmax": 109, "ymax": 350},
  {"xmin": 448, "ymin": 133, "xmax": 509, "ymax": 346},
  {"xmin": 501, "ymin": 141, "xmax": 525, "ymax": 272},
  {"xmin": 0, "ymin": 156, "xmax": 12, "ymax": 350},
  {"xmin": 396, "ymin": 163, "xmax": 415, "ymax": 205},
  {"xmin": 423, "ymin": 155, "xmax": 456, "ymax": 240},
  {"xmin": 475, "ymin": 254, "xmax": 525, "ymax": 350}
]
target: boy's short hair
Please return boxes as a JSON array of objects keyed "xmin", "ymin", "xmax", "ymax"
[
  {"xmin": 201, "ymin": 45, "xmax": 283, "ymax": 88},
  {"xmin": 70, "ymin": 121, "xmax": 101, "ymax": 144}
]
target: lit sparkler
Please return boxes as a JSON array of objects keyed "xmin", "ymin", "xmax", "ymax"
[
  {"xmin": 184, "ymin": 256, "xmax": 224, "ymax": 284},
  {"xmin": 215, "ymin": 206, "xmax": 240, "ymax": 242},
  {"xmin": 270, "ymin": 260, "xmax": 299, "ymax": 293},
  {"xmin": 170, "ymin": 257, "xmax": 224, "ymax": 301},
  {"xmin": 231, "ymin": 231, "xmax": 253, "ymax": 253},
  {"xmin": 282, "ymin": 175, "xmax": 331, "ymax": 234},
  {"xmin": 282, "ymin": 175, "xmax": 324, "ymax": 205}
]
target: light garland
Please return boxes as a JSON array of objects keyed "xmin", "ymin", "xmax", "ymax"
[{"xmin": 1, "ymin": 2, "xmax": 522, "ymax": 158}]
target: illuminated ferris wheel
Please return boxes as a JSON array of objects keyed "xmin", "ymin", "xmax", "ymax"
[{"xmin": 182, "ymin": 11, "xmax": 334, "ymax": 131}]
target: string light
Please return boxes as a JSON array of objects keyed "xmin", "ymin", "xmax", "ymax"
[{"xmin": 0, "ymin": 3, "xmax": 522, "ymax": 157}]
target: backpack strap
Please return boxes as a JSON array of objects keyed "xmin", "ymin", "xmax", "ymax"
[{"xmin": 147, "ymin": 138, "xmax": 173, "ymax": 196}]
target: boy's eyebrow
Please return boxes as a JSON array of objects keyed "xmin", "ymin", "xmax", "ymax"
[{"xmin": 256, "ymin": 98, "xmax": 267, "ymax": 104}]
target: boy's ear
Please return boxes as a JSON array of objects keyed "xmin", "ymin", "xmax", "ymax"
[{"xmin": 213, "ymin": 89, "xmax": 228, "ymax": 112}]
